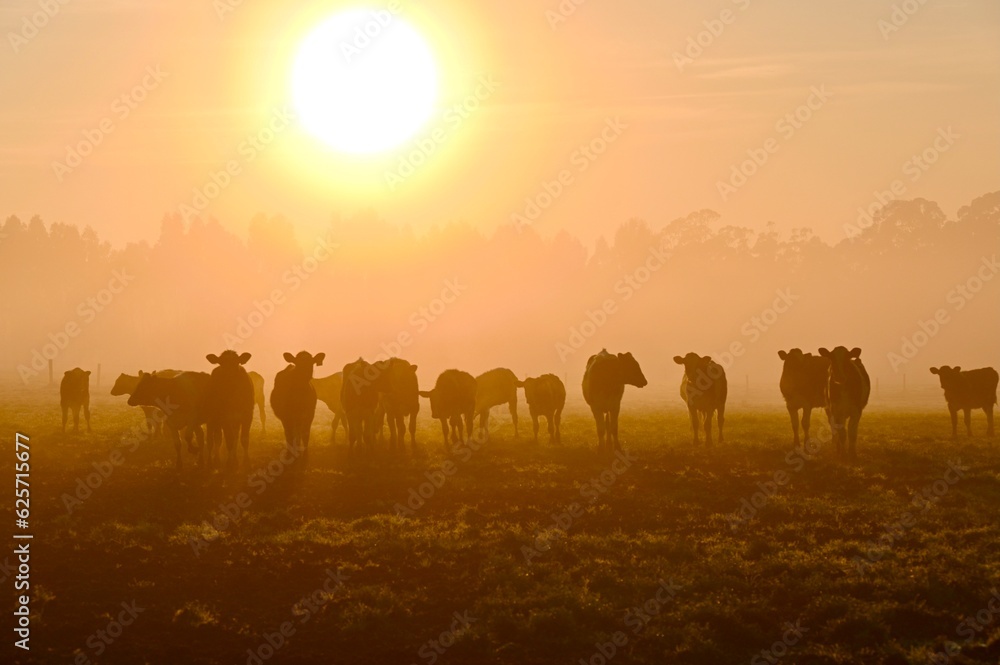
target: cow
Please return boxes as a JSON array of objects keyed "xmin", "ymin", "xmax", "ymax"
[
  {"xmin": 818, "ymin": 346, "xmax": 871, "ymax": 460},
  {"xmin": 271, "ymin": 351, "xmax": 325, "ymax": 453},
  {"xmin": 929, "ymin": 365, "xmax": 998, "ymax": 439},
  {"xmin": 110, "ymin": 370, "xmax": 181, "ymax": 438},
  {"xmin": 374, "ymin": 358, "xmax": 420, "ymax": 452},
  {"xmin": 205, "ymin": 351, "xmax": 255, "ymax": 468},
  {"xmin": 582, "ymin": 350, "xmax": 647, "ymax": 453},
  {"xmin": 248, "ymin": 371, "xmax": 266, "ymax": 431},
  {"xmin": 778, "ymin": 349, "xmax": 830, "ymax": 446},
  {"xmin": 419, "ymin": 370, "xmax": 477, "ymax": 446},
  {"xmin": 341, "ymin": 358, "xmax": 380, "ymax": 453},
  {"xmin": 60, "ymin": 368, "xmax": 92, "ymax": 433},
  {"xmin": 673, "ymin": 353, "xmax": 728, "ymax": 446},
  {"xmin": 475, "ymin": 368, "xmax": 521, "ymax": 437},
  {"xmin": 521, "ymin": 374, "xmax": 566, "ymax": 443},
  {"xmin": 129, "ymin": 371, "xmax": 211, "ymax": 469},
  {"xmin": 312, "ymin": 372, "xmax": 347, "ymax": 442}
]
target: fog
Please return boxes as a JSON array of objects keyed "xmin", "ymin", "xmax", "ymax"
[{"xmin": 3, "ymin": 191, "xmax": 998, "ymax": 409}]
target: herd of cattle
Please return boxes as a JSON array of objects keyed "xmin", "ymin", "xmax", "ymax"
[{"xmin": 55, "ymin": 346, "xmax": 998, "ymax": 467}]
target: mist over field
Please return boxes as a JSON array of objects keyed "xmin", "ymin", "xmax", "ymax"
[{"xmin": 2, "ymin": 193, "xmax": 997, "ymax": 398}]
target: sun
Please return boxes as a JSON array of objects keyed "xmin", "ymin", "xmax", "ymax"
[{"xmin": 291, "ymin": 9, "xmax": 439, "ymax": 155}]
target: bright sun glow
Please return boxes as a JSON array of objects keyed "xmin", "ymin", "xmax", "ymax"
[{"xmin": 291, "ymin": 10, "xmax": 439, "ymax": 155}]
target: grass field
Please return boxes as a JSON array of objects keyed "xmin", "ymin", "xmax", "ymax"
[{"xmin": 5, "ymin": 386, "xmax": 1000, "ymax": 665}]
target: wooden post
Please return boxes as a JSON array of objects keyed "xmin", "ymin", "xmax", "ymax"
[{"xmin": 48, "ymin": 359, "xmax": 53, "ymax": 386}]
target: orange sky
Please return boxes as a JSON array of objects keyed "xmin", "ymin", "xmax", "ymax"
[{"xmin": 1, "ymin": 0, "xmax": 997, "ymax": 247}]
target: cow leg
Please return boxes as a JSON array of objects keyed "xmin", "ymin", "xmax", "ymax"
[
  {"xmin": 72, "ymin": 407, "xmax": 80, "ymax": 433},
  {"xmin": 532, "ymin": 414, "xmax": 540, "ymax": 443},
  {"xmin": 408, "ymin": 413, "xmax": 417, "ymax": 449},
  {"xmin": 241, "ymin": 419, "xmax": 250, "ymax": 466},
  {"xmin": 510, "ymin": 400, "xmax": 519, "ymax": 438},
  {"xmin": 465, "ymin": 412, "xmax": 475, "ymax": 443},
  {"xmin": 169, "ymin": 427, "xmax": 182, "ymax": 470},
  {"xmin": 554, "ymin": 408, "xmax": 562, "ymax": 443},
  {"xmin": 84, "ymin": 402, "xmax": 91, "ymax": 433},
  {"xmin": 847, "ymin": 413, "xmax": 860, "ymax": 460},
  {"xmin": 949, "ymin": 408, "xmax": 958, "ymax": 438},
  {"xmin": 610, "ymin": 405, "xmax": 621, "ymax": 452},
  {"xmin": 801, "ymin": 407, "xmax": 813, "ymax": 445},
  {"xmin": 986, "ymin": 406, "xmax": 995, "ymax": 439},
  {"xmin": 478, "ymin": 410, "xmax": 489, "ymax": 437},
  {"xmin": 688, "ymin": 407, "xmax": 699, "ymax": 445},
  {"xmin": 704, "ymin": 409, "xmax": 714, "ymax": 447},
  {"xmin": 591, "ymin": 407, "xmax": 606, "ymax": 451},
  {"xmin": 788, "ymin": 407, "xmax": 800, "ymax": 446},
  {"xmin": 964, "ymin": 409, "xmax": 972, "ymax": 437}
]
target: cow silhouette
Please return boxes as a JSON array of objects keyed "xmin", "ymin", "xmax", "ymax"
[
  {"xmin": 60, "ymin": 367, "xmax": 91, "ymax": 433},
  {"xmin": 341, "ymin": 358, "xmax": 380, "ymax": 453},
  {"xmin": 374, "ymin": 358, "xmax": 420, "ymax": 453},
  {"xmin": 312, "ymin": 372, "xmax": 347, "ymax": 442},
  {"xmin": 778, "ymin": 349, "xmax": 829, "ymax": 446},
  {"xmin": 929, "ymin": 365, "xmax": 997, "ymax": 438},
  {"xmin": 819, "ymin": 346, "xmax": 870, "ymax": 460},
  {"xmin": 271, "ymin": 351, "xmax": 325, "ymax": 453},
  {"xmin": 419, "ymin": 370, "xmax": 477, "ymax": 445},
  {"xmin": 110, "ymin": 370, "xmax": 181, "ymax": 438},
  {"xmin": 129, "ymin": 371, "xmax": 211, "ymax": 469},
  {"xmin": 205, "ymin": 351, "xmax": 255, "ymax": 468},
  {"xmin": 475, "ymin": 368, "xmax": 521, "ymax": 438},
  {"xmin": 674, "ymin": 353, "xmax": 727, "ymax": 446},
  {"xmin": 582, "ymin": 349, "xmax": 647, "ymax": 453},
  {"xmin": 521, "ymin": 374, "xmax": 566, "ymax": 443}
]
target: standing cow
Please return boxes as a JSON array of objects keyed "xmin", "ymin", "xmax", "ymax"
[
  {"xmin": 312, "ymin": 372, "xmax": 347, "ymax": 442},
  {"xmin": 248, "ymin": 371, "xmax": 267, "ymax": 431},
  {"xmin": 129, "ymin": 371, "xmax": 211, "ymax": 469},
  {"xmin": 205, "ymin": 351, "xmax": 255, "ymax": 468},
  {"xmin": 582, "ymin": 350, "xmax": 648, "ymax": 453},
  {"xmin": 271, "ymin": 351, "xmax": 325, "ymax": 453},
  {"xmin": 521, "ymin": 374, "xmax": 566, "ymax": 443},
  {"xmin": 375, "ymin": 358, "xmax": 420, "ymax": 453},
  {"xmin": 929, "ymin": 365, "xmax": 998, "ymax": 438},
  {"xmin": 819, "ymin": 346, "xmax": 870, "ymax": 460},
  {"xmin": 419, "ymin": 370, "xmax": 477, "ymax": 446},
  {"xmin": 341, "ymin": 358, "xmax": 380, "ymax": 453},
  {"xmin": 60, "ymin": 368, "xmax": 92, "ymax": 433},
  {"xmin": 110, "ymin": 370, "xmax": 181, "ymax": 438},
  {"xmin": 475, "ymin": 368, "xmax": 521, "ymax": 438},
  {"xmin": 674, "ymin": 353, "xmax": 728, "ymax": 446},
  {"xmin": 778, "ymin": 349, "xmax": 829, "ymax": 446}
]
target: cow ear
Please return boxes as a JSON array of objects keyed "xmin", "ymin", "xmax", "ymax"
[
  {"xmin": 314, "ymin": 353, "xmax": 325, "ymax": 366},
  {"xmin": 954, "ymin": 366, "xmax": 961, "ymax": 372},
  {"xmin": 64, "ymin": 371, "xmax": 71, "ymax": 376},
  {"xmin": 818, "ymin": 348, "xmax": 830, "ymax": 357},
  {"xmin": 850, "ymin": 347, "xmax": 862, "ymax": 358},
  {"xmin": 929, "ymin": 367, "xmax": 939, "ymax": 374},
  {"xmin": 283, "ymin": 352, "xmax": 296, "ymax": 363},
  {"xmin": 206, "ymin": 354, "xmax": 220, "ymax": 365},
  {"xmin": 85, "ymin": 371, "xmax": 91, "ymax": 376},
  {"xmin": 673, "ymin": 356, "xmax": 684, "ymax": 364},
  {"xmin": 411, "ymin": 364, "xmax": 418, "ymax": 372},
  {"xmin": 703, "ymin": 356, "xmax": 713, "ymax": 362},
  {"xmin": 418, "ymin": 390, "xmax": 432, "ymax": 398},
  {"xmin": 238, "ymin": 352, "xmax": 252, "ymax": 364},
  {"xmin": 778, "ymin": 350, "xmax": 788, "ymax": 360}
]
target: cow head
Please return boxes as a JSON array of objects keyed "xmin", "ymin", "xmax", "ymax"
[
  {"xmin": 109, "ymin": 373, "xmax": 133, "ymax": 396},
  {"xmin": 818, "ymin": 347, "xmax": 862, "ymax": 383},
  {"xmin": 673, "ymin": 352, "xmax": 720, "ymax": 383},
  {"xmin": 284, "ymin": 351, "xmax": 325, "ymax": 378},
  {"xmin": 207, "ymin": 350, "xmax": 252, "ymax": 367},
  {"xmin": 128, "ymin": 371, "xmax": 157, "ymax": 407},
  {"xmin": 778, "ymin": 348, "xmax": 806, "ymax": 362},
  {"xmin": 930, "ymin": 365, "xmax": 962, "ymax": 391},
  {"xmin": 618, "ymin": 352, "xmax": 648, "ymax": 388},
  {"xmin": 521, "ymin": 377, "xmax": 540, "ymax": 402}
]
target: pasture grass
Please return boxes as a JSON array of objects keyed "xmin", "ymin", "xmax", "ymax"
[{"xmin": 5, "ymin": 386, "xmax": 1000, "ymax": 664}]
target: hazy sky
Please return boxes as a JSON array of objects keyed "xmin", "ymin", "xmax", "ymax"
[{"xmin": 1, "ymin": 0, "xmax": 997, "ymax": 247}]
